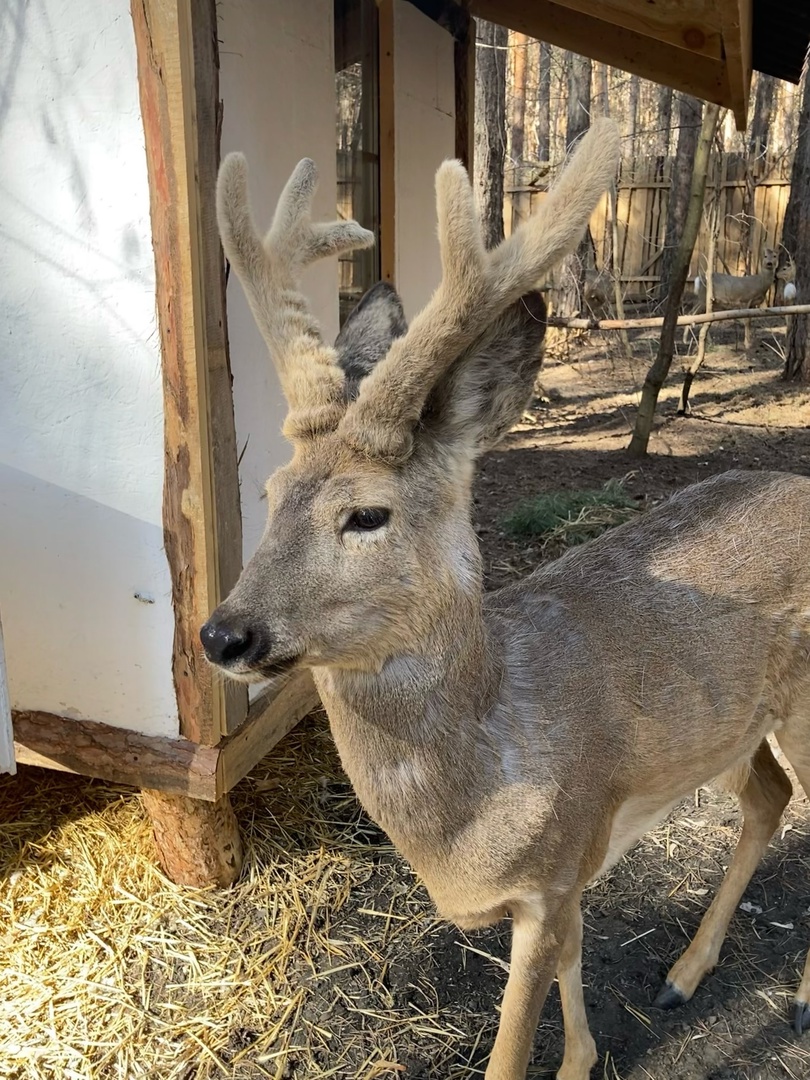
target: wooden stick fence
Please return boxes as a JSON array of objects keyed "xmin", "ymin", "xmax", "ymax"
[{"xmin": 506, "ymin": 153, "xmax": 792, "ymax": 298}]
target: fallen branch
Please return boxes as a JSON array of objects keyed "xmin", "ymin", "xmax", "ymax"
[{"xmin": 547, "ymin": 303, "xmax": 810, "ymax": 331}]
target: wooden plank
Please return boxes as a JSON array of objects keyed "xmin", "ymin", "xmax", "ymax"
[
  {"xmin": 189, "ymin": 0, "xmax": 248, "ymax": 736},
  {"xmin": 13, "ymin": 709, "xmax": 220, "ymax": 800},
  {"xmin": 378, "ymin": 0, "xmax": 396, "ymax": 285},
  {"xmin": 0, "ymin": 612, "xmax": 14, "ymax": 776},
  {"xmin": 454, "ymin": 7, "xmax": 475, "ymax": 173},
  {"xmin": 538, "ymin": 0, "xmax": 724, "ymax": 60},
  {"xmin": 132, "ymin": 0, "xmax": 243, "ymax": 745},
  {"xmin": 471, "ymin": 0, "xmax": 729, "ymax": 109},
  {"xmin": 216, "ymin": 670, "xmax": 321, "ymax": 798}
]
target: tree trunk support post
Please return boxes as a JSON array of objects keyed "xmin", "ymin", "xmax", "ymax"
[
  {"xmin": 141, "ymin": 789, "xmax": 243, "ymax": 888},
  {"xmin": 132, "ymin": 0, "xmax": 247, "ymax": 886}
]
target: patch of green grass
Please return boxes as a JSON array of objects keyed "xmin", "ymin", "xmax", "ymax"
[{"xmin": 503, "ymin": 479, "xmax": 639, "ymax": 547}]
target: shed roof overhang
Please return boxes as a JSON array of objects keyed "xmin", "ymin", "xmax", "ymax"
[{"xmin": 467, "ymin": 0, "xmax": 810, "ymax": 129}]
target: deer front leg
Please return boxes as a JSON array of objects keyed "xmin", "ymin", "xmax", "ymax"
[
  {"xmin": 485, "ymin": 898, "xmax": 574, "ymax": 1080},
  {"xmin": 557, "ymin": 903, "xmax": 598, "ymax": 1080}
]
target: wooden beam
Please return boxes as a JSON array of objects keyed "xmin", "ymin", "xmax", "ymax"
[
  {"xmin": 132, "ymin": 0, "xmax": 245, "ymax": 745},
  {"xmin": 537, "ymin": 0, "xmax": 724, "ymax": 61},
  {"xmin": 470, "ymin": 0, "xmax": 728, "ymax": 109},
  {"xmin": 721, "ymin": 0, "xmax": 753, "ymax": 130},
  {"xmin": 12, "ymin": 670, "xmax": 321, "ymax": 801},
  {"xmin": 454, "ymin": 6, "xmax": 475, "ymax": 173},
  {"xmin": 378, "ymin": 0, "xmax": 396, "ymax": 285},
  {"xmin": 13, "ymin": 709, "xmax": 220, "ymax": 800},
  {"xmin": 215, "ymin": 670, "xmax": 321, "ymax": 797}
]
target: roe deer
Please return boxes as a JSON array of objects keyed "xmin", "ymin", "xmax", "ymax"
[
  {"xmin": 683, "ymin": 246, "xmax": 792, "ymax": 348},
  {"xmin": 201, "ymin": 120, "xmax": 810, "ymax": 1079}
]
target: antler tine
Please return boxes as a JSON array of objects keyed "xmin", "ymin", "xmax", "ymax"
[
  {"xmin": 217, "ymin": 153, "xmax": 375, "ymax": 430},
  {"xmin": 339, "ymin": 119, "xmax": 620, "ymax": 464}
]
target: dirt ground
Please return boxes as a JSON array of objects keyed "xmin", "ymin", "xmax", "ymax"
[{"xmin": 3, "ymin": 322, "xmax": 810, "ymax": 1080}]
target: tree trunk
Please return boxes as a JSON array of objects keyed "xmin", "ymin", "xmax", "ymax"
[
  {"xmin": 658, "ymin": 93, "xmax": 703, "ymax": 301},
  {"xmin": 627, "ymin": 75, "xmax": 640, "ymax": 159},
  {"xmin": 536, "ymin": 41, "xmax": 551, "ymax": 161},
  {"xmin": 629, "ymin": 102, "xmax": 721, "ymax": 456},
  {"xmin": 783, "ymin": 68, "xmax": 810, "ymax": 381},
  {"xmin": 509, "ymin": 31, "xmax": 528, "ymax": 165},
  {"xmin": 592, "ymin": 62, "xmax": 610, "ymax": 119},
  {"xmin": 474, "ymin": 20, "xmax": 508, "ymax": 248},
  {"xmin": 557, "ymin": 52, "xmax": 593, "ymax": 316},
  {"xmin": 566, "ymin": 51, "xmax": 591, "ymax": 147},
  {"xmin": 679, "ymin": 184, "xmax": 720, "ymax": 415},
  {"xmin": 749, "ymin": 73, "xmax": 776, "ymax": 159},
  {"xmin": 657, "ymin": 84, "xmax": 673, "ymax": 157}
]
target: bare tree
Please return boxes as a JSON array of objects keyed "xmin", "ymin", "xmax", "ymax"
[
  {"xmin": 536, "ymin": 41, "xmax": 552, "ymax": 161},
  {"xmin": 783, "ymin": 67, "xmax": 810, "ymax": 381},
  {"xmin": 749, "ymin": 73, "xmax": 776, "ymax": 160},
  {"xmin": 657, "ymin": 84, "xmax": 673, "ymax": 158},
  {"xmin": 474, "ymin": 20, "xmax": 508, "ymax": 248},
  {"xmin": 509, "ymin": 31, "xmax": 529, "ymax": 164},
  {"xmin": 556, "ymin": 51, "xmax": 593, "ymax": 316},
  {"xmin": 658, "ymin": 93, "xmax": 702, "ymax": 300},
  {"xmin": 627, "ymin": 74, "xmax": 640, "ymax": 159},
  {"xmin": 629, "ymin": 102, "xmax": 722, "ymax": 456},
  {"xmin": 592, "ymin": 62, "xmax": 609, "ymax": 118},
  {"xmin": 567, "ymin": 51, "xmax": 591, "ymax": 145}
]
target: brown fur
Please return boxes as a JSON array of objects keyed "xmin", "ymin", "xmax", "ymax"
[{"xmin": 204, "ymin": 121, "xmax": 810, "ymax": 1078}]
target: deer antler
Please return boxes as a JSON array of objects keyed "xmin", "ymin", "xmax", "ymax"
[
  {"xmin": 216, "ymin": 154, "xmax": 375, "ymax": 439},
  {"xmin": 338, "ymin": 118, "xmax": 621, "ymax": 463}
]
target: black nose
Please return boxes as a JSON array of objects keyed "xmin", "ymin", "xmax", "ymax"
[{"xmin": 200, "ymin": 613, "xmax": 257, "ymax": 665}]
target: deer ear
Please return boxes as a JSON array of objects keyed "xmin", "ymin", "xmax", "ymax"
[
  {"xmin": 420, "ymin": 291, "xmax": 547, "ymax": 455},
  {"xmin": 334, "ymin": 282, "xmax": 408, "ymax": 400}
]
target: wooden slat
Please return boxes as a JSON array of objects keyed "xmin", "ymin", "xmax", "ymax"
[
  {"xmin": 215, "ymin": 671, "xmax": 321, "ymax": 797},
  {"xmin": 471, "ymin": 0, "xmax": 728, "ymax": 109},
  {"xmin": 13, "ymin": 710, "xmax": 220, "ymax": 800},
  {"xmin": 378, "ymin": 0, "xmax": 396, "ymax": 285},
  {"xmin": 132, "ymin": 0, "xmax": 245, "ymax": 745}
]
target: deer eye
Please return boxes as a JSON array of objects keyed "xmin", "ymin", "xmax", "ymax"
[{"xmin": 345, "ymin": 508, "xmax": 390, "ymax": 532}]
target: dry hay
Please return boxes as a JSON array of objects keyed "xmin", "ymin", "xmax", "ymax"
[
  {"xmin": 1, "ymin": 729, "xmax": 809, "ymax": 1080},
  {"xmin": 0, "ymin": 715, "xmax": 500, "ymax": 1080}
]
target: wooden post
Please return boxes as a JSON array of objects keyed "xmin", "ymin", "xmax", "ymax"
[
  {"xmin": 131, "ymin": 0, "xmax": 246, "ymax": 744},
  {"xmin": 141, "ymin": 789, "xmax": 243, "ymax": 887},
  {"xmin": 132, "ymin": 0, "xmax": 246, "ymax": 885}
]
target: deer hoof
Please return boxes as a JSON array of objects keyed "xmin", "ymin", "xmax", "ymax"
[
  {"xmin": 654, "ymin": 982, "xmax": 687, "ymax": 1010},
  {"xmin": 794, "ymin": 1000, "xmax": 810, "ymax": 1035}
]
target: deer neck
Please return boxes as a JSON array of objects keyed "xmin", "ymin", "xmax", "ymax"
[{"xmin": 312, "ymin": 586, "xmax": 501, "ymax": 846}]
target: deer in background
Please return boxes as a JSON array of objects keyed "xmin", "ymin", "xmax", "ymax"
[
  {"xmin": 201, "ymin": 120, "xmax": 810, "ymax": 1080},
  {"xmin": 683, "ymin": 245, "xmax": 792, "ymax": 350}
]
